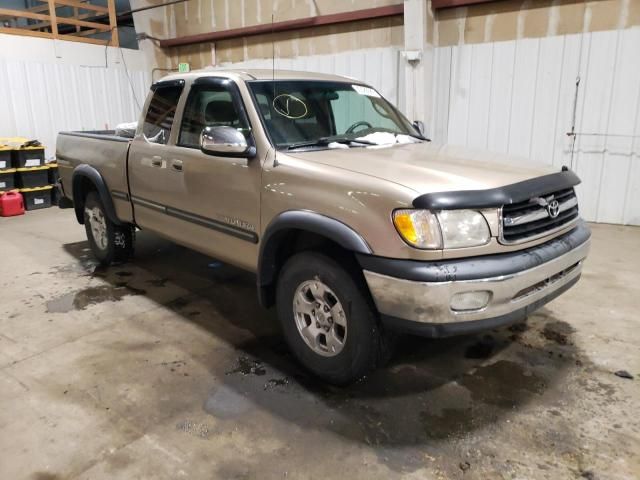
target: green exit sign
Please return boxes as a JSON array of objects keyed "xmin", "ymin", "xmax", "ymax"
[{"xmin": 178, "ymin": 62, "xmax": 190, "ymax": 73}]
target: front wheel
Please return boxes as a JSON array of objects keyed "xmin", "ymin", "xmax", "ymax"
[
  {"xmin": 83, "ymin": 191, "xmax": 134, "ymax": 266},
  {"xmin": 276, "ymin": 251, "xmax": 393, "ymax": 385}
]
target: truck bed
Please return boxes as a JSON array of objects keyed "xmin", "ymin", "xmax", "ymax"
[{"xmin": 56, "ymin": 130, "xmax": 133, "ymax": 223}]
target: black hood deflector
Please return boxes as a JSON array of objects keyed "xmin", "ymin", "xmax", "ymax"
[{"xmin": 412, "ymin": 169, "xmax": 581, "ymax": 210}]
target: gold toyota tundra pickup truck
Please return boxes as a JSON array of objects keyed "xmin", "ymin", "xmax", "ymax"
[{"xmin": 55, "ymin": 70, "xmax": 590, "ymax": 384}]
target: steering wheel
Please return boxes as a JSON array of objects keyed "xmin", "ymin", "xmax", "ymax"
[{"xmin": 345, "ymin": 121, "xmax": 373, "ymax": 134}]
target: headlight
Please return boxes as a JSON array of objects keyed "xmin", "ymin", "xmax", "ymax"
[
  {"xmin": 393, "ymin": 209, "xmax": 490, "ymax": 249},
  {"xmin": 437, "ymin": 210, "xmax": 491, "ymax": 248},
  {"xmin": 393, "ymin": 209, "xmax": 442, "ymax": 249}
]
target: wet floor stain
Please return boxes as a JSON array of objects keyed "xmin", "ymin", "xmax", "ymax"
[
  {"xmin": 146, "ymin": 278, "xmax": 169, "ymax": 287},
  {"xmin": 46, "ymin": 285, "xmax": 143, "ymax": 313},
  {"xmin": 263, "ymin": 377, "xmax": 289, "ymax": 391},
  {"xmin": 419, "ymin": 407, "xmax": 476, "ymax": 440},
  {"xmin": 204, "ymin": 385, "xmax": 254, "ymax": 419},
  {"xmin": 541, "ymin": 320, "xmax": 575, "ymax": 346},
  {"xmin": 168, "ymin": 297, "xmax": 190, "ymax": 310},
  {"xmin": 30, "ymin": 473, "xmax": 60, "ymax": 480},
  {"xmin": 226, "ymin": 356, "xmax": 267, "ymax": 376},
  {"xmin": 464, "ymin": 335, "xmax": 496, "ymax": 359},
  {"xmin": 459, "ymin": 360, "xmax": 547, "ymax": 407}
]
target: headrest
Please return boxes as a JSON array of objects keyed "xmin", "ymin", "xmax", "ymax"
[{"xmin": 205, "ymin": 100, "xmax": 237, "ymax": 124}]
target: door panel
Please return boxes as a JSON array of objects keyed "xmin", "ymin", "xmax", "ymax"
[
  {"xmin": 162, "ymin": 144, "xmax": 261, "ymax": 269},
  {"xmin": 129, "ymin": 77, "xmax": 262, "ymax": 271},
  {"xmin": 161, "ymin": 78, "xmax": 262, "ymax": 270},
  {"xmin": 128, "ymin": 82, "xmax": 184, "ymax": 236}
]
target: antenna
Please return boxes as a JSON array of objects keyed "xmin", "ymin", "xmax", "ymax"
[{"xmin": 271, "ymin": 10, "xmax": 279, "ymax": 166}]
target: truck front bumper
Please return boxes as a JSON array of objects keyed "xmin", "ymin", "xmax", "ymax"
[{"xmin": 358, "ymin": 223, "xmax": 591, "ymax": 337}]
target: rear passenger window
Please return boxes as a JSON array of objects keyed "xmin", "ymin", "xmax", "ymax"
[{"xmin": 143, "ymin": 85, "xmax": 183, "ymax": 144}]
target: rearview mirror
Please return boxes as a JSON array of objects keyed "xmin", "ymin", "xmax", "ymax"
[
  {"xmin": 200, "ymin": 126, "xmax": 255, "ymax": 158},
  {"xmin": 412, "ymin": 120, "xmax": 425, "ymax": 136}
]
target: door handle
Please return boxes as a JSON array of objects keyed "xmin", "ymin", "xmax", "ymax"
[
  {"xmin": 151, "ymin": 155, "xmax": 162, "ymax": 167},
  {"xmin": 171, "ymin": 159, "xmax": 183, "ymax": 172}
]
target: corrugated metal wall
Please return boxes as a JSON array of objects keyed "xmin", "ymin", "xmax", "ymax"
[
  {"xmin": 221, "ymin": 47, "xmax": 402, "ymax": 106},
  {"xmin": 433, "ymin": 28, "xmax": 640, "ymax": 226},
  {"xmin": 0, "ymin": 58, "xmax": 150, "ymax": 159}
]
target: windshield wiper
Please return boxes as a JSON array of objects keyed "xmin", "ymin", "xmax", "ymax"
[{"xmin": 286, "ymin": 136, "xmax": 376, "ymax": 151}]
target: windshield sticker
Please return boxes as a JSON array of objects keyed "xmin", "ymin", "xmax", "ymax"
[
  {"xmin": 273, "ymin": 94, "xmax": 308, "ymax": 119},
  {"xmin": 352, "ymin": 85, "xmax": 381, "ymax": 98}
]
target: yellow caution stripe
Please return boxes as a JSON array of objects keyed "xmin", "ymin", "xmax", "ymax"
[
  {"xmin": 17, "ymin": 166, "xmax": 49, "ymax": 172},
  {"xmin": 19, "ymin": 185, "xmax": 53, "ymax": 193}
]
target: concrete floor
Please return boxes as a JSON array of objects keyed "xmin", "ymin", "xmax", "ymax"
[{"xmin": 0, "ymin": 208, "xmax": 638, "ymax": 480}]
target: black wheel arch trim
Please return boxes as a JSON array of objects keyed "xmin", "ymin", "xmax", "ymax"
[
  {"xmin": 357, "ymin": 222, "xmax": 590, "ymax": 283},
  {"xmin": 257, "ymin": 210, "xmax": 372, "ymax": 307},
  {"xmin": 412, "ymin": 170, "xmax": 581, "ymax": 210},
  {"xmin": 71, "ymin": 164, "xmax": 123, "ymax": 226}
]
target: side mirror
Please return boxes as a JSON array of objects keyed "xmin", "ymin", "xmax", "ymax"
[
  {"xmin": 412, "ymin": 120, "xmax": 425, "ymax": 136},
  {"xmin": 200, "ymin": 126, "xmax": 255, "ymax": 158}
]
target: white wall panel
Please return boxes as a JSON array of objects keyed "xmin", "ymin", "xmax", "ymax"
[
  {"xmin": 466, "ymin": 43, "xmax": 493, "ymax": 149},
  {"xmin": 0, "ymin": 34, "xmax": 150, "ymax": 159},
  {"xmin": 220, "ymin": 47, "xmax": 401, "ymax": 106},
  {"xmin": 486, "ymin": 40, "xmax": 515, "ymax": 154},
  {"xmin": 436, "ymin": 27, "xmax": 640, "ymax": 226},
  {"xmin": 446, "ymin": 44, "xmax": 473, "ymax": 147}
]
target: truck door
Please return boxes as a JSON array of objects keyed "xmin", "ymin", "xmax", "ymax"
[
  {"xmin": 128, "ymin": 80, "xmax": 185, "ymax": 238},
  {"xmin": 135, "ymin": 77, "xmax": 262, "ymax": 271}
]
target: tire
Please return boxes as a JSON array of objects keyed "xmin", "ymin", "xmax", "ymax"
[
  {"xmin": 83, "ymin": 191, "xmax": 135, "ymax": 266},
  {"xmin": 276, "ymin": 251, "xmax": 393, "ymax": 385}
]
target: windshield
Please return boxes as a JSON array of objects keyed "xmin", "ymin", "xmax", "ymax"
[{"xmin": 248, "ymin": 80, "xmax": 421, "ymax": 149}]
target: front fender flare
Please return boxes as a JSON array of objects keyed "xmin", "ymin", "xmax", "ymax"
[
  {"xmin": 72, "ymin": 164, "xmax": 122, "ymax": 225},
  {"xmin": 257, "ymin": 210, "xmax": 372, "ymax": 307}
]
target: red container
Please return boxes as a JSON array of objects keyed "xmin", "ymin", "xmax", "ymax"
[{"xmin": 0, "ymin": 191, "xmax": 25, "ymax": 217}]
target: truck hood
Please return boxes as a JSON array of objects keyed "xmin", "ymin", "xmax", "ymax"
[{"xmin": 285, "ymin": 142, "xmax": 557, "ymax": 195}]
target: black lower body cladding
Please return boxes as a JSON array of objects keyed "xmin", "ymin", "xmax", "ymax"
[{"xmin": 357, "ymin": 223, "xmax": 591, "ymax": 283}]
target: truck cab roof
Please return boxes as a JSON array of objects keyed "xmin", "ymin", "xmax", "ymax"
[{"xmin": 156, "ymin": 68, "xmax": 361, "ymax": 84}]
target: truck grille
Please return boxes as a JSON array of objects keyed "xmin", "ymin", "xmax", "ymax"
[{"xmin": 500, "ymin": 188, "xmax": 579, "ymax": 244}]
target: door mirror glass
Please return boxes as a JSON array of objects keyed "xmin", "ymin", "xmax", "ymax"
[
  {"xmin": 412, "ymin": 120, "xmax": 425, "ymax": 136},
  {"xmin": 201, "ymin": 126, "xmax": 255, "ymax": 157}
]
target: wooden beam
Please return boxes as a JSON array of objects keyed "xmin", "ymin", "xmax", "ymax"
[
  {"xmin": 55, "ymin": 0, "xmax": 109, "ymax": 14},
  {"xmin": 57, "ymin": 33, "xmax": 109, "ymax": 45},
  {"xmin": 54, "ymin": 16, "xmax": 111, "ymax": 30},
  {"xmin": 0, "ymin": 1, "xmax": 106, "ymax": 19},
  {"xmin": 72, "ymin": 27, "xmax": 101, "ymax": 36},
  {"xmin": 106, "ymin": 0, "xmax": 118, "ymax": 47},
  {"xmin": 0, "ymin": 7, "xmax": 50, "ymax": 22},
  {"xmin": 22, "ymin": 11, "xmax": 94, "ymax": 30},
  {"xmin": 47, "ymin": 0, "xmax": 58, "ymax": 36},
  {"xmin": 0, "ymin": 26, "xmax": 54, "ymax": 39}
]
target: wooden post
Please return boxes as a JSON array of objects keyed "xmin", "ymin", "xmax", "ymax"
[
  {"xmin": 107, "ymin": 0, "xmax": 118, "ymax": 47},
  {"xmin": 47, "ymin": 0, "xmax": 58, "ymax": 38}
]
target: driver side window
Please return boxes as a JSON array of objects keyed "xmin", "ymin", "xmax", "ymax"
[{"xmin": 178, "ymin": 84, "xmax": 248, "ymax": 148}]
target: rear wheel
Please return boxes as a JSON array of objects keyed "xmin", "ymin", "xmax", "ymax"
[
  {"xmin": 276, "ymin": 251, "xmax": 394, "ymax": 385},
  {"xmin": 83, "ymin": 191, "xmax": 134, "ymax": 266}
]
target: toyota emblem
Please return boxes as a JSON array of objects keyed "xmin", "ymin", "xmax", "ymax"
[{"xmin": 547, "ymin": 199, "xmax": 560, "ymax": 218}]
